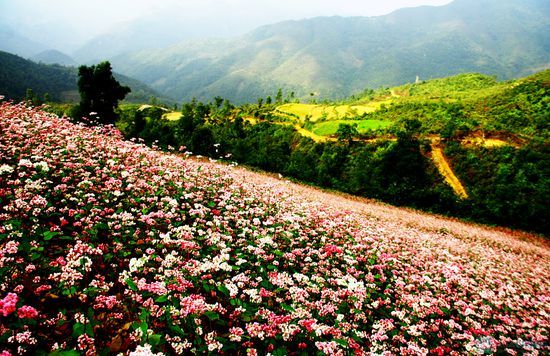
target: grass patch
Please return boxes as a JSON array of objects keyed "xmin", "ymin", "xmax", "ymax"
[{"xmin": 312, "ymin": 120, "xmax": 392, "ymax": 136}]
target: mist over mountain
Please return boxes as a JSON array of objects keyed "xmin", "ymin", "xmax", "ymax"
[
  {"xmin": 0, "ymin": 25, "xmax": 48, "ymax": 58},
  {"xmin": 31, "ymin": 50, "xmax": 77, "ymax": 66},
  {"xmin": 108, "ymin": 0, "xmax": 549, "ymax": 103}
]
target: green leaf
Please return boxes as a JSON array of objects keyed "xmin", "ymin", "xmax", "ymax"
[
  {"xmin": 155, "ymin": 295, "xmax": 168, "ymax": 303},
  {"xmin": 43, "ymin": 231, "xmax": 60, "ymax": 241},
  {"xmin": 49, "ymin": 350, "xmax": 81, "ymax": 356},
  {"xmin": 125, "ymin": 278, "xmax": 137, "ymax": 291},
  {"xmin": 334, "ymin": 339, "xmax": 348, "ymax": 347},
  {"xmin": 72, "ymin": 323, "xmax": 85, "ymax": 337},
  {"xmin": 149, "ymin": 334, "xmax": 162, "ymax": 346},
  {"xmin": 140, "ymin": 321, "xmax": 148, "ymax": 335},
  {"xmin": 217, "ymin": 284, "xmax": 229, "ymax": 296},
  {"xmin": 85, "ymin": 323, "xmax": 94, "ymax": 337},
  {"xmin": 280, "ymin": 303, "xmax": 295, "ymax": 312},
  {"xmin": 204, "ymin": 311, "xmax": 219, "ymax": 321},
  {"xmin": 140, "ymin": 308, "xmax": 149, "ymax": 322},
  {"xmin": 169, "ymin": 324, "xmax": 186, "ymax": 337}
]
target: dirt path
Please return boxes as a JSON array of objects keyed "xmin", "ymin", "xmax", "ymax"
[{"xmin": 429, "ymin": 142, "xmax": 469, "ymax": 199}]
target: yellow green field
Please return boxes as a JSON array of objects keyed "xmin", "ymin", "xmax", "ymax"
[
  {"xmin": 162, "ymin": 112, "xmax": 182, "ymax": 121},
  {"xmin": 311, "ymin": 119, "xmax": 392, "ymax": 136},
  {"xmin": 275, "ymin": 102, "xmax": 388, "ymax": 122}
]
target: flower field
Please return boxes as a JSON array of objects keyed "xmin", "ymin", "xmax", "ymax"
[{"xmin": 0, "ymin": 101, "xmax": 548, "ymax": 354}]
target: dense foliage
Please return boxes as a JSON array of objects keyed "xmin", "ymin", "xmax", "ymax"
[
  {"xmin": 0, "ymin": 51, "xmax": 76, "ymax": 103},
  {"xmin": 116, "ymin": 70, "xmax": 549, "ymax": 234},
  {"xmin": 76, "ymin": 62, "xmax": 130, "ymax": 124},
  {"xmin": 0, "ymin": 50, "xmax": 172, "ymax": 104},
  {"xmin": 0, "ymin": 102, "xmax": 548, "ymax": 354}
]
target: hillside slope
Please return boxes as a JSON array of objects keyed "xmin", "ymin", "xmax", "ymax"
[
  {"xmin": 31, "ymin": 49, "xmax": 77, "ymax": 66},
  {"xmin": 0, "ymin": 51, "xmax": 173, "ymax": 103},
  {"xmin": 0, "ymin": 101, "xmax": 548, "ymax": 354},
  {"xmin": 110, "ymin": 0, "xmax": 550, "ymax": 103}
]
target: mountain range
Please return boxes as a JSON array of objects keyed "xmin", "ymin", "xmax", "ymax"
[
  {"xmin": 107, "ymin": 0, "xmax": 549, "ymax": 103},
  {"xmin": 0, "ymin": 0, "xmax": 548, "ymax": 104}
]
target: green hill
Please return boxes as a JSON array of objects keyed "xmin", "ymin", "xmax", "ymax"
[
  {"xmin": 110, "ymin": 0, "xmax": 549, "ymax": 103},
  {"xmin": 0, "ymin": 50, "xmax": 174, "ymax": 104},
  {"xmin": 270, "ymin": 70, "xmax": 549, "ymax": 139},
  {"xmin": 121, "ymin": 69, "xmax": 549, "ymax": 234}
]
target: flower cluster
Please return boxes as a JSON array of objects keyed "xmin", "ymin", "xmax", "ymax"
[{"xmin": 0, "ymin": 101, "xmax": 548, "ymax": 354}]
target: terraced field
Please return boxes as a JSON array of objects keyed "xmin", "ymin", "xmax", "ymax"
[
  {"xmin": 275, "ymin": 102, "xmax": 387, "ymax": 121},
  {"xmin": 311, "ymin": 119, "xmax": 392, "ymax": 136},
  {"xmin": 162, "ymin": 111, "xmax": 182, "ymax": 121}
]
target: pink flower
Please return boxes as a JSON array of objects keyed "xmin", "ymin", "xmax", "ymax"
[
  {"xmin": 17, "ymin": 305, "xmax": 38, "ymax": 319},
  {"xmin": 0, "ymin": 293, "xmax": 18, "ymax": 317},
  {"xmin": 324, "ymin": 244, "xmax": 342, "ymax": 256}
]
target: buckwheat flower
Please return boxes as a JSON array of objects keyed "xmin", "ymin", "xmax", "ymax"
[
  {"xmin": 0, "ymin": 164, "xmax": 13, "ymax": 175},
  {"xmin": 0, "ymin": 293, "xmax": 18, "ymax": 316},
  {"xmin": 17, "ymin": 305, "xmax": 38, "ymax": 319},
  {"xmin": 315, "ymin": 341, "xmax": 339, "ymax": 354},
  {"xmin": 33, "ymin": 161, "xmax": 49, "ymax": 172},
  {"xmin": 18, "ymin": 159, "xmax": 32, "ymax": 168},
  {"xmin": 129, "ymin": 344, "xmax": 162, "ymax": 356},
  {"xmin": 229, "ymin": 327, "xmax": 244, "ymax": 342},
  {"xmin": 2, "ymin": 241, "xmax": 19, "ymax": 254},
  {"xmin": 8, "ymin": 331, "xmax": 37, "ymax": 345},
  {"xmin": 129, "ymin": 256, "xmax": 147, "ymax": 273},
  {"xmin": 205, "ymin": 332, "xmax": 222, "ymax": 352}
]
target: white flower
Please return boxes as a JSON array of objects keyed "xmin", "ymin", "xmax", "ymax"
[
  {"xmin": 0, "ymin": 164, "xmax": 14, "ymax": 175},
  {"xmin": 128, "ymin": 343, "xmax": 163, "ymax": 356},
  {"xmin": 129, "ymin": 255, "xmax": 147, "ymax": 273},
  {"xmin": 18, "ymin": 159, "xmax": 32, "ymax": 167},
  {"xmin": 34, "ymin": 161, "xmax": 49, "ymax": 172}
]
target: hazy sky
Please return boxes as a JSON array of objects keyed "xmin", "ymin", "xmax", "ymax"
[
  {"xmin": 0, "ymin": 0, "xmax": 453, "ymax": 50},
  {"xmin": 1, "ymin": 0, "xmax": 453, "ymax": 31}
]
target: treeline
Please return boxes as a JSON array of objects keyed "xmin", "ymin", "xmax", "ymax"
[
  {"xmin": 117, "ymin": 98, "xmax": 549, "ymax": 235},
  {"xmin": 0, "ymin": 50, "xmax": 76, "ymax": 102},
  {"xmin": 0, "ymin": 50, "xmax": 172, "ymax": 104}
]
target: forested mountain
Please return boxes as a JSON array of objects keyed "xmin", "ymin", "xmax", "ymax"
[
  {"xmin": 109, "ymin": 0, "xmax": 549, "ymax": 103},
  {"xmin": 0, "ymin": 51, "xmax": 173, "ymax": 103},
  {"xmin": 31, "ymin": 49, "xmax": 77, "ymax": 66}
]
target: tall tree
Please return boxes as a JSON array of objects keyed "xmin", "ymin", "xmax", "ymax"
[{"xmin": 77, "ymin": 61, "xmax": 130, "ymax": 124}]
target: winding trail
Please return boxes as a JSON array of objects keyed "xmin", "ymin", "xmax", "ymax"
[{"xmin": 429, "ymin": 141, "xmax": 469, "ymax": 199}]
